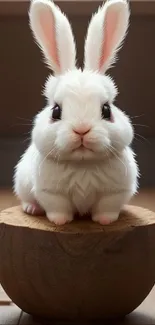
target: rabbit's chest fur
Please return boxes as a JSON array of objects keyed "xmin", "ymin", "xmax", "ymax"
[
  {"xmin": 36, "ymin": 161, "xmax": 101, "ymax": 213},
  {"xmin": 62, "ymin": 165, "xmax": 100, "ymax": 213},
  {"xmin": 34, "ymin": 149, "xmax": 135, "ymax": 214}
]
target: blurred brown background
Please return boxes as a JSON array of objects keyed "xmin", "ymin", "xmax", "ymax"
[{"xmin": 0, "ymin": 0, "xmax": 155, "ymax": 187}]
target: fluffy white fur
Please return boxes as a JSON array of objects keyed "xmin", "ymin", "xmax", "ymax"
[
  {"xmin": 14, "ymin": 0, "xmax": 138, "ymax": 225},
  {"xmin": 29, "ymin": 0, "xmax": 76, "ymax": 74},
  {"xmin": 84, "ymin": 0, "xmax": 130, "ymax": 73}
]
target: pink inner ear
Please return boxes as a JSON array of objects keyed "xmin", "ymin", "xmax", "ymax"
[
  {"xmin": 99, "ymin": 9, "xmax": 119, "ymax": 70},
  {"xmin": 39, "ymin": 8, "xmax": 60, "ymax": 69}
]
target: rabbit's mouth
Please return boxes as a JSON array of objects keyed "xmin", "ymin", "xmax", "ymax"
[{"xmin": 72, "ymin": 143, "xmax": 94, "ymax": 153}]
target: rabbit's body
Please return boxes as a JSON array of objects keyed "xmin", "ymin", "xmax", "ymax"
[
  {"xmin": 15, "ymin": 141, "xmax": 137, "ymax": 224},
  {"xmin": 14, "ymin": 0, "xmax": 139, "ymax": 225}
]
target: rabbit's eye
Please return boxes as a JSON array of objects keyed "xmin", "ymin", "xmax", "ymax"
[
  {"xmin": 101, "ymin": 102, "xmax": 111, "ymax": 121},
  {"xmin": 52, "ymin": 104, "xmax": 61, "ymax": 121}
]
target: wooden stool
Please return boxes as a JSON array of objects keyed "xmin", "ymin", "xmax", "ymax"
[{"xmin": 0, "ymin": 205, "xmax": 155, "ymax": 320}]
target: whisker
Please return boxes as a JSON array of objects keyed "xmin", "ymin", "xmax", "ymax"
[
  {"xmin": 135, "ymin": 133, "xmax": 150, "ymax": 144},
  {"xmin": 38, "ymin": 141, "xmax": 61, "ymax": 176},
  {"xmin": 134, "ymin": 136, "xmax": 143, "ymax": 144},
  {"xmin": 109, "ymin": 144, "xmax": 128, "ymax": 177},
  {"xmin": 16, "ymin": 116, "xmax": 32, "ymax": 122},
  {"xmin": 9, "ymin": 123, "xmax": 32, "ymax": 128},
  {"xmin": 39, "ymin": 147, "xmax": 56, "ymax": 176},
  {"xmin": 133, "ymin": 124, "xmax": 149, "ymax": 128},
  {"xmin": 130, "ymin": 114, "xmax": 145, "ymax": 119},
  {"xmin": 23, "ymin": 137, "xmax": 31, "ymax": 143}
]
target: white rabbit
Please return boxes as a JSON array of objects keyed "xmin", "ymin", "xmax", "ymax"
[{"xmin": 14, "ymin": 0, "xmax": 139, "ymax": 225}]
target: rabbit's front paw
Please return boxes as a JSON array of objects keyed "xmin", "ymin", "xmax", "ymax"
[
  {"xmin": 47, "ymin": 212, "xmax": 73, "ymax": 225},
  {"xmin": 92, "ymin": 212, "xmax": 119, "ymax": 225},
  {"xmin": 22, "ymin": 202, "xmax": 45, "ymax": 216}
]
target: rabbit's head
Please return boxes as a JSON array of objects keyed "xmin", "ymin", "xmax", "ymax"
[{"xmin": 29, "ymin": 0, "xmax": 133, "ymax": 161}]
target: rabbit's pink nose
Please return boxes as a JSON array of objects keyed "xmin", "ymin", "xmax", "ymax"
[{"xmin": 73, "ymin": 125, "xmax": 91, "ymax": 136}]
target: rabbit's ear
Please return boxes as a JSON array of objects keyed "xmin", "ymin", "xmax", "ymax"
[
  {"xmin": 29, "ymin": 0, "xmax": 76, "ymax": 75},
  {"xmin": 84, "ymin": 0, "xmax": 130, "ymax": 74}
]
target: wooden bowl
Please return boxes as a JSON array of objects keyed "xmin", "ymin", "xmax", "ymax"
[{"xmin": 0, "ymin": 205, "xmax": 155, "ymax": 320}]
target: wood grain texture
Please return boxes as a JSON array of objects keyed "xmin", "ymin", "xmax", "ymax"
[
  {"xmin": 0, "ymin": 205, "xmax": 155, "ymax": 320},
  {"xmin": 0, "ymin": 192, "xmax": 18, "ymax": 305},
  {"xmin": 1, "ymin": 205, "xmax": 155, "ymax": 232}
]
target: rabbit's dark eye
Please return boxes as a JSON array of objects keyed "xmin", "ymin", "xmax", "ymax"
[
  {"xmin": 101, "ymin": 102, "xmax": 111, "ymax": 121},
  {"xmin": 52, "ymin": 104, "xmax": 61, "ymax": 121}
]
